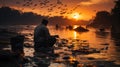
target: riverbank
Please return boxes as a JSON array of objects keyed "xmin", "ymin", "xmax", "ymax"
[{"xmin": 0, "ymin": 25, "xmax": 120, "ymax": 67}]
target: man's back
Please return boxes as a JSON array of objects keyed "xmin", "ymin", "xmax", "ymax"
[
  {"xmin": 34, "ymin": 24, "xmax": 50, "ymax": 43},
  {"xmin": 34, "ymin": 19, "xmax": 57, "ymax": 51}
]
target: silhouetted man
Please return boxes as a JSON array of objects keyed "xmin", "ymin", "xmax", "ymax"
[{"xmin": 34, "ymin": 19, "xmax": 58, "ymax": 52}]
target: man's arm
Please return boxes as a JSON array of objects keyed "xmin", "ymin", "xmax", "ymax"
[{"xmin": 52, "ymin": 35, "xmax": 59, "ymax": 38}]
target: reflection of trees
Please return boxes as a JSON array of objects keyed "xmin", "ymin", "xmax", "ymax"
[
  {"xmin": 95, "ymin": 31, "xmax": 109, "ymax": 38},
  {"xmin": 113, "ymin": 38, "xmax": 120, "ymax": 46}
]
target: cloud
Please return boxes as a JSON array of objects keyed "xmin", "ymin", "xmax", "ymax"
[{"xmin": 79, "ymin": 0, "xmax": 109, "ymax": 6}]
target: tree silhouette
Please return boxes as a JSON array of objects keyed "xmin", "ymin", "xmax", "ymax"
[
  {"xmin": 0, "ymin": 6, "xmax": 45, "ymax": 25},
  {"xmin": 89, "ymin": 11, "xmax": 111, "ymax": 28},
  {"xmin": 0, "ymin": 7, "xmax": 21, "ymax": 24},
  {"xmin": 111, "ymin": 0, "xmax": 120, "ymax": 35},
  {"xmin": 111, "ymin": 0, "xmax": 120, "ymax": 15}
]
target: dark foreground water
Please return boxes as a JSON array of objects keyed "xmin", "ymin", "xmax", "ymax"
[{"xmin": 0, "ymin": 25, "xmax": 120, "ymax": 67}]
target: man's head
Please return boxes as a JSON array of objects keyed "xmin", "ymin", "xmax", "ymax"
[{"xmin": 41, "ymin": 19, "xmax": 48, "ymax": 26}]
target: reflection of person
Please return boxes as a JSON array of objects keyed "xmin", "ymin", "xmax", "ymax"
[
  {"xmin": 55, "ymin": 24, "xmax": 59, "ymax": 30},
  {"xmin": 34, "ymin": 19, "xmax": 58, "ymax": 51}
]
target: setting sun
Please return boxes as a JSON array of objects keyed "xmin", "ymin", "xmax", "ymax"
[{"xmin": 71, "ymin": 12, "xmax": 82, "ymax": 20}]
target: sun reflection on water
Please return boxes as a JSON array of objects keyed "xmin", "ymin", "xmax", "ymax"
[{"xmin": 74, "ymin": 31, "xmax": 77, "ymax": 39}]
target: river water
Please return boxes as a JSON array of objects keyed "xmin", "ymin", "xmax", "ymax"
[{"xmin": 0, "ymin": 25, "xmax": 120, "ymax": 67}]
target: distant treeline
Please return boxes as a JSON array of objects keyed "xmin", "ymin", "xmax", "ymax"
[
  {"xmin": 0, "ymin": 6, "xmax": 47, "ymax": 25},
  {"xmin": 0, "ymin": 6, "xmax": 88, "ymax": 25},
  {"xmin": 88, "ymin": 11, "xmax": 111, "ymax": 28},
  {"xmin": 89, "ymin": 0, "xmax": 120, "ymax": 28}
]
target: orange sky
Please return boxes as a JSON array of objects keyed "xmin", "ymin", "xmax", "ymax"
[{"xmin": 0, "ymin": 0, "xmax": 115, "ymax": 20}]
